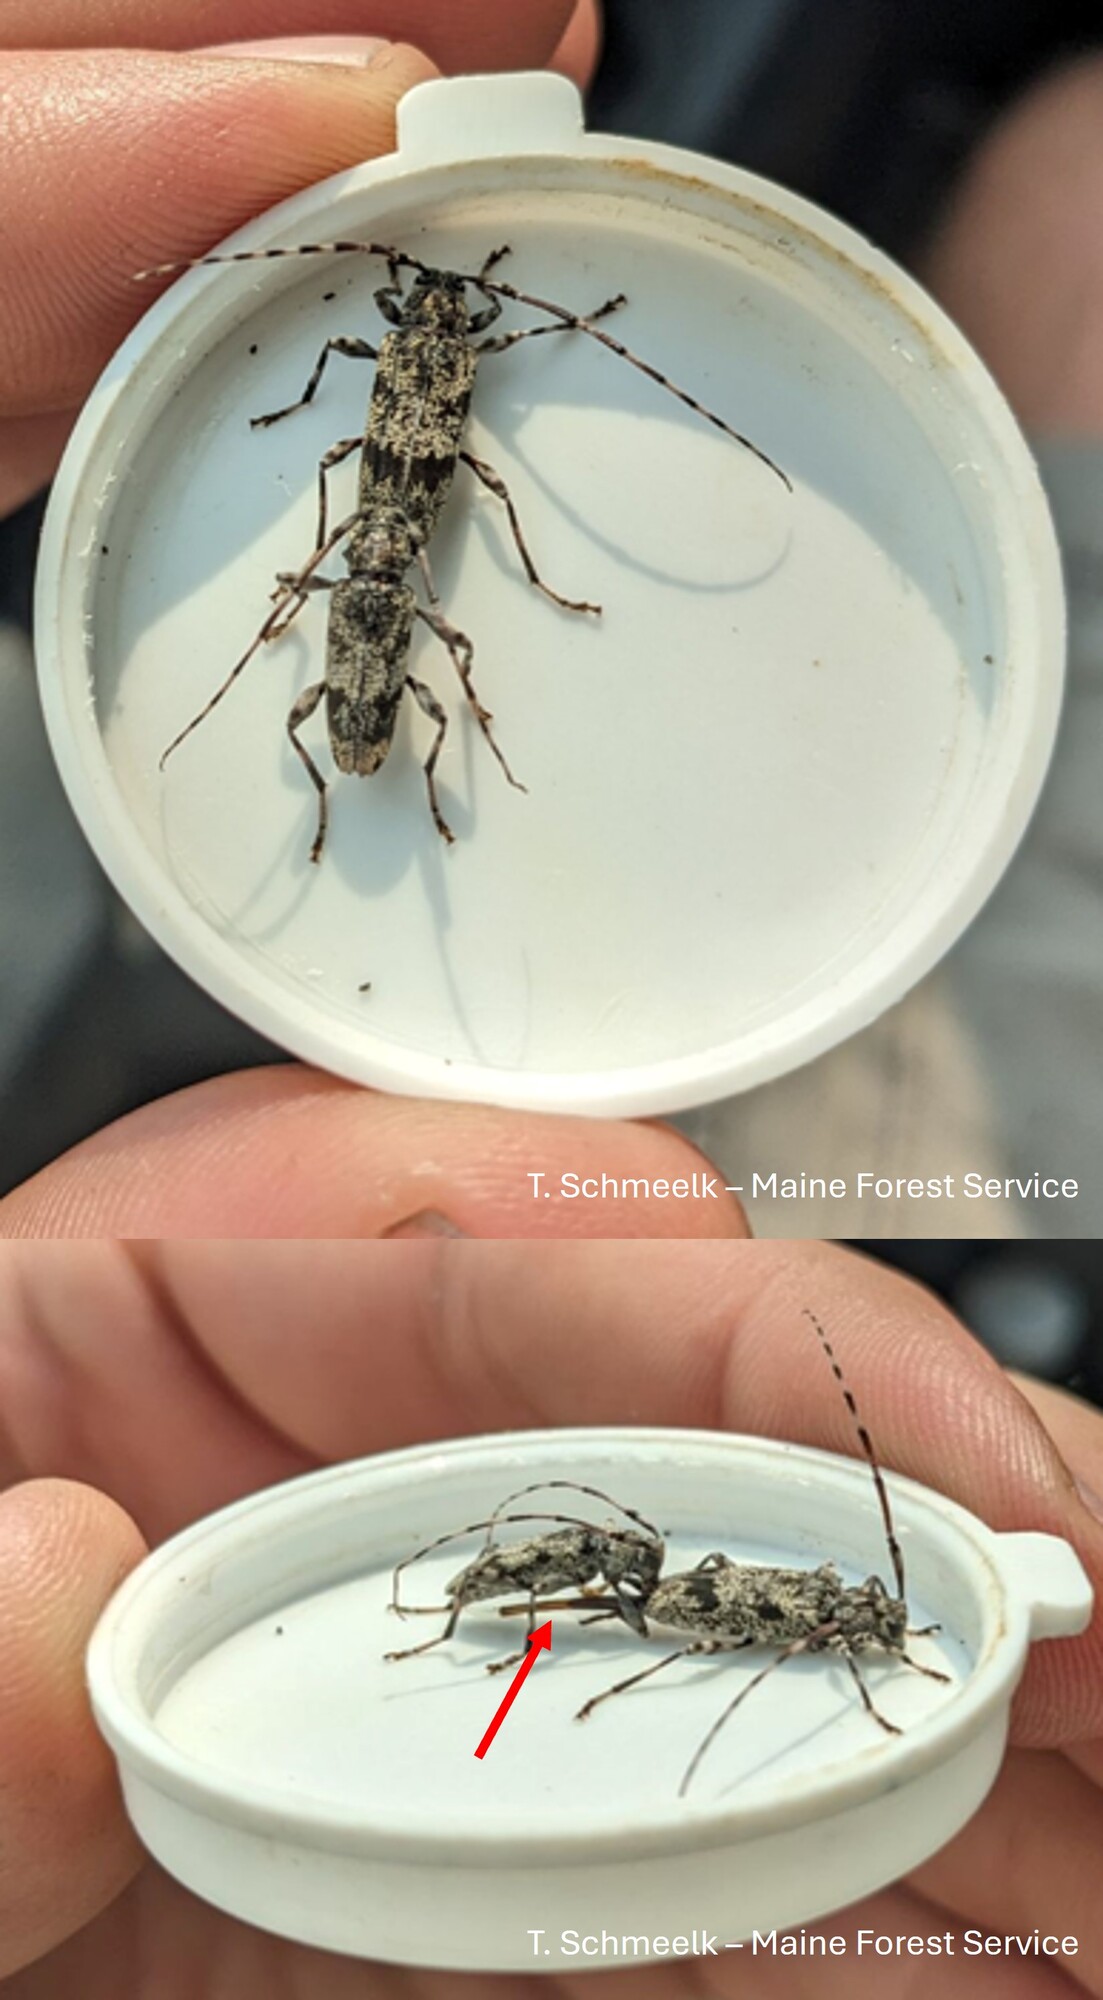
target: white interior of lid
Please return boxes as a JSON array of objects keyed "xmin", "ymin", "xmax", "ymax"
[
  {"xmin": 152, "ymin": 1535, "xmax": 961, "ymax": 1821},
  {"xmin": 40, "ymin": 90, "xmax": 1060, "ymax": 1108}
]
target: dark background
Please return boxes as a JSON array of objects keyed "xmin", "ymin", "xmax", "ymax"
[
  {"xmin": 853, "ymin": 1242, "xmax": 1103, "ymax": 1407},
  {"xmin": 3, "ymin": 0, "xmax": 1102, "ymax": 1196}
]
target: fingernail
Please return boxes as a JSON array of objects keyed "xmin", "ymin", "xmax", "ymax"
[
  {"xmin": 1076, "ymin": 1477, "xmax": 1103, "ymax": 1527},
  {"xmin": 198, "ymin": 35, "xmax": 393, "ymax": 66},
  {"xmin": 382, "ymin": 1210, "xmax": 470, "ymax": 1240}
]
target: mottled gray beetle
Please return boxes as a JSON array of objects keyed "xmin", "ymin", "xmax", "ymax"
[
  {"xmin": 509, "ymin": 1311, "xmax": 951, "ymax": 1794},
  {"xmin": 383, "ymin": 1477, "xmax": 664, "ymax": 1672},
  {"xmin": 139, "ymin": 240, "xmax": 790, "ymax": 864}
]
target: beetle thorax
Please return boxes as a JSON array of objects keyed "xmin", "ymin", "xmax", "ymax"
[
  {"xmin": 345, "ymin": 505, "xmax": 420, "ymax": 580},
  {"xmin": 834, "ymin": 1574, "xmax": 907, "ymax": 1651},
  {"xmin": 598, "ymin": 1527, "xmax": 664, "ymax": 1594},
  {"xmin": 403, "ymin": 269, "xmax": 469, "ymax": 334}
]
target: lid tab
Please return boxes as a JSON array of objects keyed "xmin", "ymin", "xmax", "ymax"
[
  {"xmin": 396, "ymin": 72, "xmax": 584, "ymax": 166},
  {"xmin": 994, "ymin": 1531, "xmax": 1094, "ymax": 1637}
]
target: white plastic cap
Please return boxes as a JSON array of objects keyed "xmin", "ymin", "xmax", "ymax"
[{"xmin": 37, "ymin": 75, "xmax": 1064, "ymax": 1114}]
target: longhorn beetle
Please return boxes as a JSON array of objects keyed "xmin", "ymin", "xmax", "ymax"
[
  {"xmin": 500, "ymin": 1310, "xmax": 951, "ymax": 1795},
  {"xmin": 137, "ymin": 240, "xmax": 791, "ymax": 863},
  {"xmin": 383, "ymin": 1477, "xmax": 664, "ymax": 1673}
]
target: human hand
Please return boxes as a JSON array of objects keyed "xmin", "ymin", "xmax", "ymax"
[
  {"xmin": 0, "ymin": 1065, "xmax": 749, "ymax": 1236},
  {"xmin": 0, "ymin": 0, "xmax": 600, "ymax": 514},
  {"xmin": 0, "ymin": 1240, "xmax": 1099, "ymax": 1992}
]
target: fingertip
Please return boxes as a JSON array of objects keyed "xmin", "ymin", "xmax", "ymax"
[
  {"xmin": 0, "ymin": 1067, "xmax": 749, "ymax": 1239},
  {"xmin": 364, "ymin": 39, "xmax": 440, "ymax": 88},
  {"xmin": 1000, "ymin": 1376, "xmax": 1103, "ymax": 1744},
  {"xmin": 0, "ymin": 1479, "xmax": 147, "ymax": 1977},
  {"xmin": 549, "ymin": 0, "xmax": 603, "ymax": 87},
  {"xmin": 3, "ymin": 44, "xmax": 440, "ymax": 414}
]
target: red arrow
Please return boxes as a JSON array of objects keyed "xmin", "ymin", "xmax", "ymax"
[{"xmin": 474, "ymin": 1621, "xmax": 553, "ymax": 1759}]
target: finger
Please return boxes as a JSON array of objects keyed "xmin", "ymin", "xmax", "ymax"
[
  {"xmin": 549, "ymin": 0, "xmax": 602, "ymax": 86},
  {"xmin": 0, "ymin": 1067, "xmax": 750, "ymax": 1239},
  {"xmin": 1012, "ymin": 1376, "xmax": 1103, "ymax": 1518},
  {"xmin": 0, "ymin": 410, "xmax": 78, "ymax": 518},
  {"xmin": 0, "ymin": 1479, "xmax": 146, "ymax": 1979},
  {"xmin": 1007, "ymin": 1374, "xmax": 1103, "ymax": 1789},
  {"xmin": 0, "ymin": 44, "xmax": 437, "ymax": 417},
  {"xmin": 0, "ymin": 0, "xmax": 577, "ymax": 67},
  {"xmin": 909, "ymin": 1745, "xmax": 1103, "ymax": 2000},
  {"xmin": 95, "ymin": 1239, "xmax": 1103, "ymax": 1744}
]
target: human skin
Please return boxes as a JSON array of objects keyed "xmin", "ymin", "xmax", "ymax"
[
  {"xmin": 0, "ymin": 0, "xmax": 600, "ymax": 514},
  {"xmin": 0, "ymin": 1239, "xmax": 1100, "ymax": 1993},
  {"xmin": 0, "ymin": 1068, "xmax": 750, "ymax": 1239}
]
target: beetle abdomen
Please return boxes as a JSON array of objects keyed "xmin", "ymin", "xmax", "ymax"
[{"xmin": 326, "ymin": 578, "xmax": 416, "ymax": 775}]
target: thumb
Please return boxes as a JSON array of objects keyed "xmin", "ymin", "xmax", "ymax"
[
  {"xmin": 1, "ymin": 41, "xmax": 437, "ymax": 417},
  {"xmin": 0, "ymin": 1480, "xmax": 147, "ymax": 1979}
]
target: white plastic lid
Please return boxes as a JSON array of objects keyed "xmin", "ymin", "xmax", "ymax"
[
  {"xmin": 37, "ymin": 73, "xmax": 1065, "ymax": 1115},
  {"xmin": 86, "ymin": 1426, "xmax": 1092, "ymax": 1969}
]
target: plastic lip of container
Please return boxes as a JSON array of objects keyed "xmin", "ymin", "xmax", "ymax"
[
  {"xmin": 86, "ymin": 1426, "xmax": 1092, "ymax": 1972},
  {"xmin": 36, "ymin": 72, "xmax": 1065, "ymax": 1117}
]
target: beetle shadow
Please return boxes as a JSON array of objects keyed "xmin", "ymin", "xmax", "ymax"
[{"xmin": 463, "ymin": 430, "xmax": 793, "ymax": 599}]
